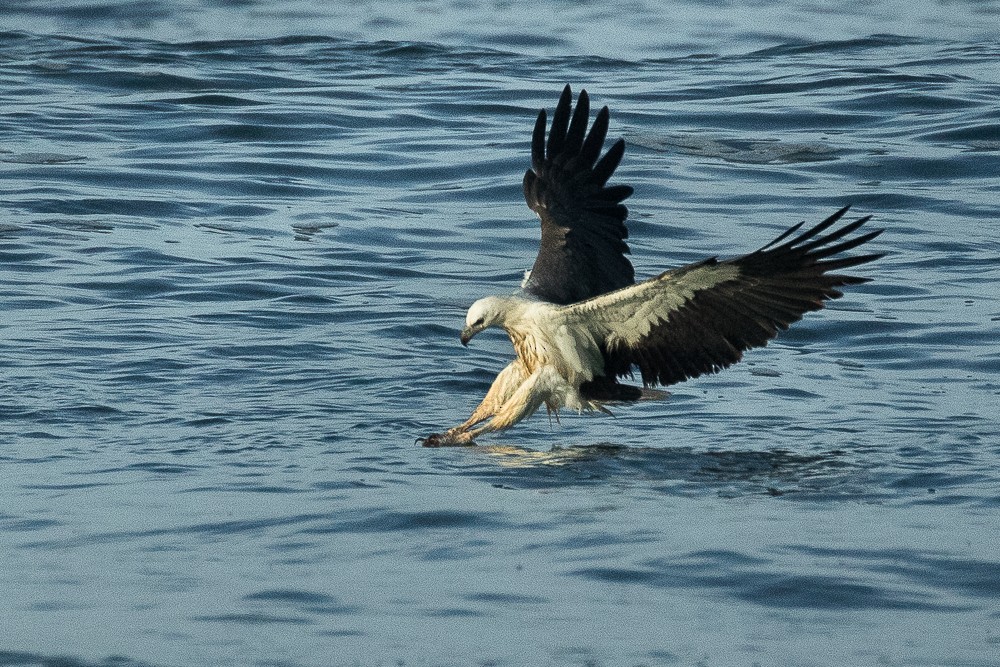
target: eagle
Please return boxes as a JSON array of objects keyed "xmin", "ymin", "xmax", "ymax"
[{"xmin": 420, "ymin": 85, "xmax": 883, "ymax": 447}]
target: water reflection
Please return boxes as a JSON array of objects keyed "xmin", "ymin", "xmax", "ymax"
[{"xmin": 451, "ymin": 442, "xmax": 863, "ymax": 498}]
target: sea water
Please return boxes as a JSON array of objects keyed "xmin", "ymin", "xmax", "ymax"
[{"xmin": 1, "ymin": 2, "xmax": 999, "ymax": 666}]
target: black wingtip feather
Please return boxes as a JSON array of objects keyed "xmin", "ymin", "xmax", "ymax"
[
  {"xmin": 523, "ymin": 87, "xmax": 635, "ymax": 305},
  {"xmin": 546, "ymin": 85, "xmax": 574, "ymax": 160},
  {"xmin": 592, "ymin": 138, "xmax": 626, "ymax": 186},
  {"xmin": 807, "ymin": 228, "xmax": 884, "ymax": 262},
  {"xmin": 755, "ymin": 205, "xmax": 851, "ymax": 254},
  {"xmin": 565, "ymin": 89, "xmax": 590, "ymax": 154},
  {"xmin": 754, "ymin": 220, "xmax": 805, "ymax": 252},
  {"xmin": 531, "ymin": 109, "xmax": 546, "ymax": 172},
  {"xmin": 795, "ymin": 215, "xmax": 874, "ymax": 255},
  {"xmin": 601, "ymin": 206, "xmax": 884, "ymax": 388},
  {"xmin": 741, "ymin": 208, "xmax": 883, "ymax": 278},
  {"xmin": 579, "ymin": 106, "xmax": 610, "ymax": 166}
]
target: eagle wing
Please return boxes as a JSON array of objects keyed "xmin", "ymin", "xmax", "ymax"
[
  {"xmin": 562, "ymin": 206, "xmax": 884, "ymax": 387},
  {"xmin": 521, "ymin": 85, "xmax": 635, "ymax": 305}
]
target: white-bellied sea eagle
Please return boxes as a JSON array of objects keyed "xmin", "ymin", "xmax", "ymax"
[{"xmin": 421, "ymin": 85, "xmax": 883, "ymax": 447}]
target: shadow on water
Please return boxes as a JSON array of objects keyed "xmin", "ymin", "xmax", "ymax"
[{"xmin": 442, "ymin": 442, "xmax": 872, "ymax": 499}]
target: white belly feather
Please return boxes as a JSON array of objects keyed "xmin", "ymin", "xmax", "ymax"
[{"xmin": 509, "ymin": 303, "xmax": 605, "ymax": 414}]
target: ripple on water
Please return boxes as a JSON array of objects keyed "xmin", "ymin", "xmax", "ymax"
[{"xmin": 2, "ymin": 21, "xmax": 999, "ymax": 667}]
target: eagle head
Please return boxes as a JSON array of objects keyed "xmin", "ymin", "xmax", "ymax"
[{"xmin": 461, "ymin": 296, "xmax": 513, "ymax": 346}]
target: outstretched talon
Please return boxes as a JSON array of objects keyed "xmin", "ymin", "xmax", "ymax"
[{"xmin": 419, "ymin": 430, "xmax": 477, "ymax": 447}]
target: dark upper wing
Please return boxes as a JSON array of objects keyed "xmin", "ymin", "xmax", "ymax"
[
  {"xmin": 564, "ymin": 206, "xmax": 884, "ymax": 386},
  {"xmin": 521, "ymin": 85, "xmax": 635, "ymax": 305}
]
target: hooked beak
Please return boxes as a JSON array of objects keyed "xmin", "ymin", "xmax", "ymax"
[
  {"xmin": 460, "ymin": 327, "xmax": 474, "ymax": 347},
  {"xmin": 461, "ymin": 322, "xmax": 487, "ymax": 346}
]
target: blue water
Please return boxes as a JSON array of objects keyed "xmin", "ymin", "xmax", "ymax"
[{"xmin": 2, "ymin": 2, "xmax": 999, "ymax": 666}]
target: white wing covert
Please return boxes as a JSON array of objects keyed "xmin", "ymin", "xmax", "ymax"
[{"xmin": 562, "ymin": 206, "xmax": 884, "ymax": 387}]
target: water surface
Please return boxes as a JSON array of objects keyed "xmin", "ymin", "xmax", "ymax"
[{"xmin": 2, "ymin": 2, "xmax": 999, "ymax": 666}]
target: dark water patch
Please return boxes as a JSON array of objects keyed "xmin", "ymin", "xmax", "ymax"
[
  {"xmin": 242, "ymin": 589, "xmax": 360, "ymax": 615},
  {"xmin": 23, "ymin": 404, "xmax": 129, "ymax": 427},
  {"xmin": 839, "ymin": 90, "xmax": 980, "ymax": 113},
  {"xmin": 571, "ymin": 548, "xmax": 974, "ymax": 611},
  {"xmin": 23, "ymin": 513, "xmax": 330, "ymax": 549},
  {"xmin": 0, "ymin": 516, "xmax": 63, "ymax": 532},
  {"xmin": 96, "ymin": 461, "xmax": 199, "ymax": 475},
  {"xmin": 162, "ymin": 93, "xmax": 263, "ymax": 106},
  {"xmin": 193, "ymin": 612, "xmax": 310, "ymax": 625},
  {"xmin": 312, "ymin": 479, "xmax": 383, "ymax": 491},
  {"xmin": 23, "ymin": 198, "xmax": 199, "ymax": 219},
  {"xmin": 464, "ymin": 591, "xmax": 549, "ymax": 605},
  {"xmin": 230, "ymin": 484, "xmax": 305, "ymax": 495},
  {"xmin": 182, "ymin": 415, "xmax": 232, "ymax": 427},
  {"xmin": 19, "ymin": 482, "xmax": 110, "ymax": 491},
  {"xmin": 27, "ymin": 218, "xmax": 116, "ymax": 237},
  {"xmin": 423, "ymin": 606, "xmax": 486, "ymax": 618},
  {"xmin": 786, "ymin": 547, "xmax": 1000, "ymax": 600},
  {"xmin": 888, "ymin": 470, "xmax": 989, "ymax": 491},
  {"xmin": 0, "ymin": 651, "xmax": 163, "ymax": 667},
  {"xmin": 734, "ymin": 574, "xmax": 958, "ymax": 610},
  {"xmin": 667, "ymin": 77, "xmax": 884, "ymax": 106},
  {"xmin": 535, "ymin": 529, "xmax": 659, "ymax": 552},
  {"xmin": 863, "ymin": 154, "xmax": 999, "ymax": 181},
  {"xmin": 747, "ymin": 34, "xmax": 925, "ymax": 58},
  {"xmin": 42, "ymin": 67, "xmax": 217, "ymax": 94},
  {"xmin": 758, "ymin": 387, "xmax": 824, "ymax": 399},
  {"xmin": 300, "ymin": 508, "xmax": 503, "ymax": 535},
  {"xmin": 921, "ymin": 123, "xmax": 1000, "ymax": 145},
  {"xmin": 0, "ymin": 152, "xmax": 85, "ymax": 164},
  {"xmin": 476, "ymin": 32, "xmax": 573, "ymax": 50}
]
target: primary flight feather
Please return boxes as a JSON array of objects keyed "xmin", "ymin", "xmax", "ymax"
[{"xmin": 421, "ymin": 85, "xmax": 883, "ymax": 447}]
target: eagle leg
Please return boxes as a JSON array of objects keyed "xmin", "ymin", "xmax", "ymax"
[
  {"xmin": 420, "ymin": 361, "xmax": 528, "ymax": 447},
  {"xmin": 464, "ymin": 368, "xmax": 558, "ymax": 441}
]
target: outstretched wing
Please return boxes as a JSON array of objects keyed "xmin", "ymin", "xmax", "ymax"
[
  {"xmin": 562, "ymin": 207, "xmax": 884, "ymax": 387},
  {"xmin": 521, "ymin": 85, "xmax": 635, "ymax": 305}
]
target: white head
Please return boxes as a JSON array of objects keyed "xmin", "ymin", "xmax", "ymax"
[{"xmin": 460, "ymin": 296, "xmax": 516, "ymax": 346}]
